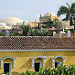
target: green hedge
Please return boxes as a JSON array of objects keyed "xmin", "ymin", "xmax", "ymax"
[
  {"xmin": 4, "ymin": 65, "xmax": 75, "ymax": 75},
  {"xmin": 64, "ymin": 29, "xmax": 74, "ymax": 33}
]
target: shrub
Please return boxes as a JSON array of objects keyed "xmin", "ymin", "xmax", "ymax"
[
  {"xmin": 0, "ymin": 32, "xmax": 7, "ymax": 36},
  {"xmin": 4, "ymin": 65, "xmax": 75, "ymax": 75}
]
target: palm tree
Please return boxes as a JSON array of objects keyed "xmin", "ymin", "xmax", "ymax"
[
  {"xmin": 20, "ymin": 25, "xmax": 31, "ymax": 36},
  {"xmin": 57, "ymin": 2, "xmax": 75, "ymax": 26}
]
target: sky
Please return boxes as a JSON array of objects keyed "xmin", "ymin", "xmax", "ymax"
[{"xmin": 0, "ymin": 0, "xmax": 74, "ymax": 22}]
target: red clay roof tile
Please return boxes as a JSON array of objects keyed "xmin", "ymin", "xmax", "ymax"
[{"xmin": 0, "ymin": 36, "xmax": 75, "ymax": 49}]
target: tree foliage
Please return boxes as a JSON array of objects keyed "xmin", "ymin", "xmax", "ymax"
[
  {"xmin": 53, "ymin": 21, "xmax": 67, "ymax": 30},
  {"xmin": 10, "ymin": 32, "xmax": 20, "ymax": 36},
  {"xmin": 31, "ymin": 30, "xmax": 51, "ymax": 36},
  {"xmin": 57, "ymin": 2, "xmax": 75, "ymax": 28},
  {"xmin": 11, "ymin": 65, "xmax": 75, "ymax": 75},
  {"xmin": 46, "ymin": 18, "xmax": 53, "ymax": 28},
  {"xmin": 0, "ymin": 32, "xmax": 7, "ymax": 36},
  {"xmin": 57, "ymin": 2, "xmax": 75, "ymax": 21},
  {"xmin": 20, "ymin": 25, "xmax": 32, "ymax": 36}
]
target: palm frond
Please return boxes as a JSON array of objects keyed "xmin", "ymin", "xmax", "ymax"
[
  {"xmin": 57, "ymin": 6, "xmax": 69, "ymax": 16},
  {"xmin": 66, "ymin": 3, "xmax": 70, "ymax": 10},
  {"xmin": 66, "ymin": 12, "xmax": 71, "ymax": 20},
  {"xmin": 70, "ymin": 2, "xmax": 75, "ymax": 13}
]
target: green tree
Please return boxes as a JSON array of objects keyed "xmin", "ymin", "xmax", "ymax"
[
  {"xmin": 20, "ymin": 25, "xmax": 31, "ymax": 36},
  {"xmin": 57, "ymin": 2, "xmax": 75, "ymax": 25},
  {"xmin": 0, "ymin": 32, "xmax": 7, "ymax": 36},
  {"xmin": 10, "ymin": 32, "xmax": 20, "ymax": 36},
  {"xmin": 46, "ymin": 18, "xmax": 53, "ymax": 28},
  {"xmin": 53, "ymin": 21, "xmax": 67, "ymax": 30},
  {"xmin": 31, "ymin": 30, "xmax": 51, "ymax": 36}
]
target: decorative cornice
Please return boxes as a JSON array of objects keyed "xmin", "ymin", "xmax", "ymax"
[{"xmin": 0, "ymin": 49, "xmax": 75, "ymax": 52}]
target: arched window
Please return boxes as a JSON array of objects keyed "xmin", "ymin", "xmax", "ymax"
[
  {"xmin": 1, "ymin": 57, "xmax": 16, "ymax": 69},
  {"xmin": 31, "ymin": 56, "xmax": 46, "ymax": 72},
  {"xmin": 52, "ymin": 56, "xmax": 66, "ymax": 67}
]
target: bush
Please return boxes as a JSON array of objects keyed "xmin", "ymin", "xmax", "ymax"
[
  {"xmin": 9, "ymin": 32, "xmax": 21, "ymax": 36},
  {"xmin": 31, "ymin": 30, "xmax": 51, "ymax": 36},
  {"xmin": 0, "ymin": 32, "xmax": 7, "ymax": 36},
  {"xmin": 10, "ymin": 65, "xmax": 75, "ymax": 75},
  {"xmin": 64, "ymin": 29, "xmax": 74, "ymax": 33}
]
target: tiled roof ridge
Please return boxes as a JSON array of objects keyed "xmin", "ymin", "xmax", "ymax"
[
  {"xmin": 0, "ymin": 36, "xmax": 75, "ymax": 38},
  {"xmin": 0, "ymin": 36, "xmax": 75, "ymax": 49}
]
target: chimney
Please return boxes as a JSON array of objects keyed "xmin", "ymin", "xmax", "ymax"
[
  {"xmin": 60, "ymin": 29, "xmax": 66, "ymax": 37},
  {"xmin": 74, "ymin": 31, "xmax": 75, "ymax": 36},
  {"xmin": 52, "ymin": 27, "xmax": 55, "ymax": 30},
  {"xmin": 53, "ymin": 31, "xmax": 56, "ymax": 37},
  {"xmin": 67, "ymin": 30, "xmax": 71, "ymax": 37},
  {"xmin": 60, "ymin": 31, "xmax": 62, "ymax": 37}
]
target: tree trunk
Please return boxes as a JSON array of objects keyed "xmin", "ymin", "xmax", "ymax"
[{"xmin": 74, "ymin": 25, "xmax": 75, "ymax": 36}]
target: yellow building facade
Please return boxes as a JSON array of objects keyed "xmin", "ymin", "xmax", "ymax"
[{"xmin": 0, "ymin": 36, "xmax": 75, "ymax": 74}]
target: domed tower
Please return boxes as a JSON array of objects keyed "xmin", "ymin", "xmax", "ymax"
[
  {"xmin": 0, "ymin": 17, "xmax": 23, "ymax": 25},
  {"xmin": 44, "ymin": 12, "xmax": 56, "ymax": 17},
  {"xmin": 39, "ymin": 12, "xmax": 61, "ymax": 22}
]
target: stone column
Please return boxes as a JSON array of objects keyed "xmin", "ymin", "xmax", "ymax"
[
  {"xmin": 52, "ymin": 58, "xmax": 55, "ymax": 67},
  {"xmin": 43, "ymin": 58, "xmax": 46, "ymax": 67},
  {"xmin": 32, "ymin": 59, "xmax": 34, "ymax": 68},
  {"xmin": 63, "ymin": 58, "xmax": 66, "ymax": 66},
  {"xmin": 13, "ymin": 59, "xmax": 16, "ymax": 68},
  {"xmin": 1, "ymin": 60, "xmax": 3, "ymax": 69}
]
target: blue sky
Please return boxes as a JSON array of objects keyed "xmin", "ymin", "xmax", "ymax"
[{"xmin": 0, "ymin": 0, "xmax": 74, "ymax": 21}]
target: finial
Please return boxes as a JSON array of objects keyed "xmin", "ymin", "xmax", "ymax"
[{"xmin": 40, "ymin": 14, "xmax": 41, "ymax": 17}]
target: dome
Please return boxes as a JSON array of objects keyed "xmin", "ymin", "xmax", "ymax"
[
  {"xmin": 0, "ymin": 23, "xmax": 11, "ymax": 29},
  {"xmin": 44, "ymin": 12, "xmax": 56, "ymax": 17},
  {"xmin": 0, "ymin": 17, "xmax": 23, "ymax": 25}
]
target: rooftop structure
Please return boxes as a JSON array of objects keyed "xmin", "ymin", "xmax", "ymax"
[
  {"xmin": 0, "ymin": 36, "xmax": 75, "ymax": 49},
  {"xmin": 0, "ymin": 23, "xmax": 11, "ymax": 30},
  {"xmin": 39, "ymin": 12, "xmax": 61, "ymax": 22},
  {"xmin": 44, "ymin": 12, "xmax": 57, "ymax": 17},
  {"xmin": 0, "ymin": 17, "xmax": 23, "ymax": 25},
  {"xmin": 0, "ymin": 36, "xmax": 75, "ymax": 73}
]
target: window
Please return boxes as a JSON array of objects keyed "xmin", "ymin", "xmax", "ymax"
[
  {"xmin": 4, "ymin": 63, "xmax": 11, "ymax": 74},
  {"xmin": 34, "ymin": 62, "xmax": 41, "ymax": 72},
  {"xmin": 52, "ymin": 56, "xmax": 66, "ymax": 67},
  {"xmin": 55, "ymin": 62, "xmax": 61, "ymax": 68}
]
